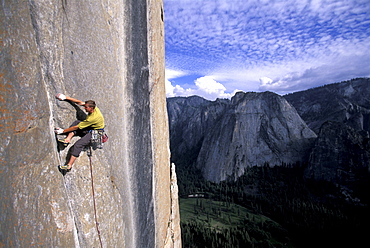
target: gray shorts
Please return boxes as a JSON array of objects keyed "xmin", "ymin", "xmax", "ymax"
[{"xmin": 69, "ymin": 120, "xmax": 92, "ymax": 157}]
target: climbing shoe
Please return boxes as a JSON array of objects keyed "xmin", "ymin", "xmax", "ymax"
[
  {"xmin": 58, "ymin": 165, "xmax": 71, "ymax": 175},
  {"xmin": 59, "ymin": 164, "xmax": 70, "ymax": 170},
  {"xmin": 58, "ymin": 139, "xmax": 70, "ymax": 147}
]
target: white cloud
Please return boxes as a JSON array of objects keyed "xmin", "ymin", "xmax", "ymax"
[
  {"xmin": 165, "ymin": 79, "xmax": 176, "ymax": 97},
  {"xmin": 194, "ymin": 76, "xmax": 226, "ymax": 95},
  {"xmin": 166, "ymin": 75, "xmax": 240, "ymax": 100},
  {"xmin": 259, "ymin": 77, "xmax": 273, "ymax": 87}
]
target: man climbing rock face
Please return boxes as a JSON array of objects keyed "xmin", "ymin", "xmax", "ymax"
[{"xmin": 54, "ymin": 93, "xmax": 105, "ymax": 171}]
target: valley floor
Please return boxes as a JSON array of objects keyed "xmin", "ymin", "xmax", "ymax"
[{"xmin": 178, "ymin": 165, "xmax": 370, "ymax": 248}]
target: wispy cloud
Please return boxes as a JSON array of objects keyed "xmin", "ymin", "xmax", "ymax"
[{"xmin": 164, "ymin": 0, "xmax": 370, "ymax": 98}]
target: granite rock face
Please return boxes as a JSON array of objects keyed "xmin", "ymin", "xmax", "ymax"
[
  {"xmin": 168, "ymin": 92, "xmax": 317, "ymax": 182},
  {"xmin": 0, "ymin": 0, "xmax": 180, "ymax": 247},
  {"xmin": 167, "ymin": 96, "xmax": 229, "ymax": 164}
]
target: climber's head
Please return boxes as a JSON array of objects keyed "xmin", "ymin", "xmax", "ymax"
[{"xmin": 84, "ymin": 100, "xmax": 96, "ymax": 113}]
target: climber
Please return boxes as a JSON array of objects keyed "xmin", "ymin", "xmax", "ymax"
[{"xmin": 54, "ymin": 93, "xmax": 105, "ymax": 171}]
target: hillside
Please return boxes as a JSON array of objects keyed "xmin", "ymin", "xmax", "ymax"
[{"xmin": 285, "ymin": 78, "xmax": 370, "ymax": 187}]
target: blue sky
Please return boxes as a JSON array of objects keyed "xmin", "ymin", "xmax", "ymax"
[{"xmin": 164, "ymin": 0, "xmax": 370, "ymax": 100}]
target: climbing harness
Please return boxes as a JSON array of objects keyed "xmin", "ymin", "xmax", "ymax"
[
  {"xmin": 88, "ymin": 146, "xmax": 104, "ymax": 248},
  {"xmin": 90, "ymin": 129, "xmax": 108, "ymax": 150}
]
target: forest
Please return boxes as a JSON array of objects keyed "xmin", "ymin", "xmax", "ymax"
[{"xmin": 177, "ymin": 162, "xmax": 370, "ymax": 248}]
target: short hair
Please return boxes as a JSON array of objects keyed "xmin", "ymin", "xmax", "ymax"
[{"xmin": 85, "ymin": 100, "xmax": 96, "ymax": 108}]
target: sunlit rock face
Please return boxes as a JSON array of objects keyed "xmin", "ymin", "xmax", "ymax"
[
  {"xmin": 167, "ymin": 96, "xmax": 230, "ymax": 164},
  {"xmin": 168, "ymin": 92, "xmax": 317, "ymax": 182},
  {"xmin": 0, "ymin": 1, "xmax": 181, "ymax": 247},
  {"xmin": 197, "ymin": 92, "xmax": 317, "ymax": 182}
]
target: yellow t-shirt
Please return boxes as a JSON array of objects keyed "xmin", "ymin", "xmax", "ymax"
[{"xmin": 78, "ymin": 107, "xmax": 105, "ymax": 130}]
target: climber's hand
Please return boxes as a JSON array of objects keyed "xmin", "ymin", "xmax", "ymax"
[
  {"xmin": 56, "ymin": 93, "xmax": 66, "ymax": 101},
  {"xmin": 54, "ymin": 128, "xmax": 64, "ymax": 135}
]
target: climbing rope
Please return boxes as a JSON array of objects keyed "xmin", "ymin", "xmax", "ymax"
[{"xmin": 88, "ymin": 146, "xmax": 103, "ymax": 248}]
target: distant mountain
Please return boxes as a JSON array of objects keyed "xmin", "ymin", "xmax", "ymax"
[
  {"xmin": 284, "ymin": 78, "xmax": 370, "ymax": 134},
  {"xmin": 167, "ymin": 78, "xmax": 370, "ymax": 188},
  {"xmin": 168, "ymin": 91, "xmax": 317, "ymax": 182},
  {"xmin": 284, "ymin": 78, "xmax": 370, "ymax": 187}
]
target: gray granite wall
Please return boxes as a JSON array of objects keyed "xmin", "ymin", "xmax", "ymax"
[{"xmin": 0, "ymin": 0, "xmax": 180, "ymax": 247}]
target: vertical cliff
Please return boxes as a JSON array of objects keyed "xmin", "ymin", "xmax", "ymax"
[
  {"xmin": 0, "ymin": 0, "xmax": 181, "ymax": 247},
  {"xmin": 168, "ymin": 92, "xmax": 317, "ymax": 182}
]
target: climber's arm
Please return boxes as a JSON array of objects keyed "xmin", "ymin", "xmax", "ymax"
[
  {"xmin": 56, "ymin": 93, "xmax": 85, "ymax": 106},
  {"xmin": 65, "ymin": 96, "xmax": 85, "ymax": 106},
  {"xmin": 63, "ymin": 125, "xmax": 79, "ymax": 133},
  {"xmin": 54, "ymin": 125, "xmax": 79, "ymax": 135}
]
